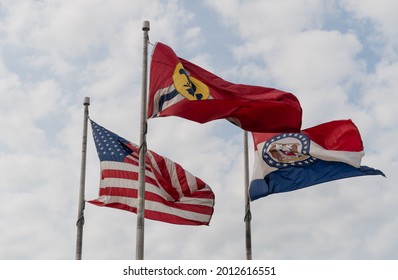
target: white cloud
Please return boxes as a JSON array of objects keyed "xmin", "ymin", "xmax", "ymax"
[
  {"xmin": 256, "ymin": 30, "xmax": 363, "ymax": 89},
  {"xmin": 0, "ymin": 0, "xmax": 395, "ymax": 261},
  {"xmin": 360, "ymin": 61, "xmax": 398, "ymax": 127},
  {"xmin": 2, "ymin": 0, "xmax": 143, "ymax": 56},
  {"xmin": 343, "ymin": 0, "xmax": 398, "ymax": 49},
  {"xmin": 206, "ymin": 0, "xmax": 324, "ymax": 39}
]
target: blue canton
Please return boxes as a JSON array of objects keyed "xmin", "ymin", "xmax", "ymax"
[{"xmin": 91, "ymin": 120, "xmax": 133, "ymax": 162}]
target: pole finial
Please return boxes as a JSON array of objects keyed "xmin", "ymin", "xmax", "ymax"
[
  {"xmin": 83, "ymin": 97, "xmax": 90, "ymax": 106},
  {"xmin": 142, "ymin": 20, "xmax": 150, "ymax": 31}
]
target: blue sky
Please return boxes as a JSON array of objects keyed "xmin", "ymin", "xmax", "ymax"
[{"xmin": 0, "ymin": 0, "xmax": 396, "ymax": 260}]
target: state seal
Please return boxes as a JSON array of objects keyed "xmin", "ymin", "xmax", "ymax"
[{"xmin": 262, "ymin": 133, "xmax": 317, "ymax": 168}]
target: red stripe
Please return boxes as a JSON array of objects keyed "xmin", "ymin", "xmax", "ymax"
[
  {"xmin": 183, "ymin": 189, "xmax": 215, "ymax": 200},
  {"xmin": 252, "ymin": 119, "xmax": 364, "ymax": 152},
  {"xmin": 99, "ymin": 185, "xmax": 215, "ymax": 200},
  {"xmin": 144, "ymin": 209, "xmax": 210, "ymax": 225},
  {"xmin": 92, "ymin": 136, "xmax": 215, "ymax": 225},
  {"xmin": 150, "ymin": 150, "xmax": 202, "ymax": 197},
  {"xmin": 124, "ymin": 142, "xmax": 139, "ymax": 155},
  {"xmin": 100, "ymin": 169, "xmax": 214, "ymax": 201},
  {"xmin": 303, "ymin": 119, "xmax": 363, "ymax": 151},
  {"xmin": 149, "ymin": 151, "xmax": 172, "ymax": 185},
  {"xmin": 123, "ymin": 156, "xmax": 154, "ymax": 174},
  {"xmin": 123, "ymin": 156, "xmax": 138, "ymax": 165},
  {"xmin": 175, "ymin": 163, "xmax": 192, "ymax": 196},
  {"xmin": 95, "ymin": 186, "xmax": 214, "ymax": 215},
  {"xmin": 195, "ymin": 177, "xmax": 208, "ymax": 191},
  {"xmin": 124, "ymin": 144, "xmax": 208, "ymax": 199},
  {"xmin": 101, "ymin": 169, "xmax": 159, "ymax": 187},
  {"xmin": 148, "ymin": 151, "xmax": 182, "ymax": 200},
  {"xmin": 88, "ymin": 200, "xmax": 210, "ymax": 225},
  {"xmin": 124, "ymin": 143, "xmax": 154, "ymax": 166}
]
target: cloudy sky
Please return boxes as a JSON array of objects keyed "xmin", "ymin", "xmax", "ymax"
[{"xmin": 0, "ymin": 0, "xmax": 396, "ymax": 260}]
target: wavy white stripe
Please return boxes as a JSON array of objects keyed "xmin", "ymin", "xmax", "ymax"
[
  {"xmin": 147, "ymin": 150, "xmax": 201, "ymax": 196},
  {"xmin": 94, "ymin": 195, "xmax": 212, "ymax": 223},
  {"xmin": 309, "ymin": 141, "xmax": 364, "ymax": 167},
  {"xmin": 253, "ymin": 140, "xmax": 365, "ymax": 178},
  {"xmin": 101, "ymin": 160, "xmax": 157, "ymax": 181},
  {"xmin": 152, "ymin": 85, "xmax": 185, "ymax": 116},
  {"xmin": 178, "ymin": 195, "xmax": 214, "ymax": 207},
  {"xmin": 100, "ymin": 177, "xmax": 175, "ymax": 202}
]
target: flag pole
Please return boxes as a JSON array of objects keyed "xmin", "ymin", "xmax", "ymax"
[
  {"xmin": 243, "ymin": 130, "xmax": 252, "ymax": 259},
  {"xmin": 136, "ymin": 20, "xmax": 150, "ymax": 260},
  {"xmin": 75, "ymin": 96, "xmax": 90, "ymax": 260}
]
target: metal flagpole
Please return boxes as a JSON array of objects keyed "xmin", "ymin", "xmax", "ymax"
[
  {"xmin": 243, "ymin": 130, "xmax": 252, "ymax": 260},
  {"xmin": 75, "ymin": 96, "xmax": 90, "ymax": 260},
  {"xmin": 136, "ymin": 20, "xmax": 150, "ymax": 260}
]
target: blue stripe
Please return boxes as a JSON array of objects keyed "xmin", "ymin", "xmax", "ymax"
[
  {"xmin": 157, "ymin": 89, "xmax": 179, "ymax": 113},
  {"xmin": 249, "ymin": 160, "xmax": 385, "ymax": 201}
]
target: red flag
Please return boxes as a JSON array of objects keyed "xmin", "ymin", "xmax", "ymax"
[
  {"xmin": 148, "ymin": 42, "xmax": 302, "ymax": 132},
  {"xmin": 88, "ymin": 120, "xmax": 215, "ymax": 225}
]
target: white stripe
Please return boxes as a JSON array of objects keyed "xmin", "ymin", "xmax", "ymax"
[
  {"xmin": 100, "ymin": 177, "xmax": 175, "ymax": 202},
  {"xmin": 93, "ymin": 189, "xmax": 214, "ymax": 209},
  {"xmin": 125, "ymin": 154, "xmax": 139, "ymax": 164},
  {"xmin": 309, "ymin": 141, "xmax": 364, "ymax": 167},
  {"xmin": 156, "ymin": 151, "xmax": 200, "ymax": 194},
  {"xmin": 147, "ymin": 198, "xmax": 211, "ymax": 223},
  {"xmin": 146, "ymin": 151, "xmax": 185, "ymax": 199},
  {"xmin": 251, "ymin": 140, "xmax": 365, "ymax": 180},
  {"xmin": 152, "ymin": 86, "xmax": 170, "ymax": 115},
  {"xmin": 101, "ymin": 160, "xmax": 212, "ymax": 205},
  {"xmin": 93, "ymin": 195, "xmax": 211, "ymax": 223},
  {"xmin": 251, "ymin": 149, "xmax": 278, "ymax": 179},
  {"xmin": 148, "ymin": 150, "xmax": 200, "ymax": 198},
  {"xmin": 152, "ymin": 85, "xmax": 185, "ymax": 116},
  {"xmin": 101, "ymin": 160, "xmax": 137, "ymax": 171},
  {"xmin": 101, "ymin": 161, "xmax": 157, "ymax": 181},
  {"xmin": 179, "ymin": 195, "xmax": 214, "ymax": 207},
  {"xmin": 184, "ymin": 169, "xmax": 199, "ymax": 193},
  {"xmin": 164, "ymin": 157, "xmax": 185, "ymax": 196}
]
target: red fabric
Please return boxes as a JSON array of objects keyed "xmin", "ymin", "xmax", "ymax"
[
  {"xmin": 148, "ymin": 42, "xmax": 302, "ymax": 133},
  {"xmin": 252, "ymin": 119, "xmax": 364, "ymax": 151},
  {"xmin": 88, "ymin": 120, "xmax": 215, "ymax": 226}
]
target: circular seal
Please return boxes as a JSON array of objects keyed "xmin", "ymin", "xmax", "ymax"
[{"xmin": 262, "ymin": 133, "xmax": 317, "ymax": 168}]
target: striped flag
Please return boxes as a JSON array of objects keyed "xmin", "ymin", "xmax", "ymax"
[
  {"xmin": 249, "ymin": 119, "xmax": 385, "ymax": 200},
  {"xmin": 88, "ymin": 120, "xmax": 215, "ymax": 225},
  {"xmin": 148, "ymin": 42, "xmax": 302, "ymax": 133}
]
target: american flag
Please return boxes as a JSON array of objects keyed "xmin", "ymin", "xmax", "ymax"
[{"xmin": 88, "ymin": 120, "xmax": 215, "ymax": 225}]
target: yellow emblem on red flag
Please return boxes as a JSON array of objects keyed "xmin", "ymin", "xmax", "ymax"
[{"xmin": 172, "ymin": 62, "xmax": 210, "ymax": 101}]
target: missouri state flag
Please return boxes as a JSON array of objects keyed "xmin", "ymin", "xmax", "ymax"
[
  {"xmin": 88, "ymin": 120, "xmax": 215, "ymax": 225},
  {"xmin": 249, "ymin": 119, "xmax": 385, "ymax": 201},
  {"xmin": 148, "ymin": 42, "xmax": 302, "ymax": 133}
]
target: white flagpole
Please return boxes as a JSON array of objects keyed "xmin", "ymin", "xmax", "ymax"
[
  {"xmin": 75, "ymin": 96, "xmax": 90, "ymax": 260},
  {"xmin": 136, "ymin": 20, "xmax": 150, "ymax": 260},
  {"xmin": 243, "ymin": 130, "xmax": 252, "ymax": 259}
]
